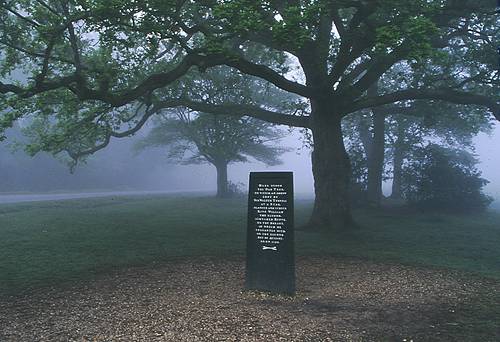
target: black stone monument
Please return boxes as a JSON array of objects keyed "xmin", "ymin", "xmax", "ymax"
[{"xmin": 245, "ymin": 171, "xmax": 295, "ymax": 295}]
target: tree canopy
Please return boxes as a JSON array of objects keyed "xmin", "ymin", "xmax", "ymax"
[
  {"xmin": 1, "ymin": 1, "xmax": 497, "ymax": 127},
  {"xmin": 137, "ymin": 111, "xmax": 287, "ymax": 167},
  {"xmin": 1, "ymin": 0, "xmax": 498, "ymax": 230},
  {"xmin": 136, "ymin": 110, "xmax": 288, "ymax": 197}
]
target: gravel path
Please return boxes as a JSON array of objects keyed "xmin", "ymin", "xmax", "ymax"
[{"xmin": 1, "ymin": 256, "xmax": 498, "ymax": 341}]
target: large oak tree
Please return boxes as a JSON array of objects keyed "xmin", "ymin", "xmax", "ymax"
[
  {"xmin": 135, "ymin": 110, "xmax": 289, "ymax": 198},
  {"xmin": 1, "ymin": 0, "xmax": 498, "ymax": 230}
]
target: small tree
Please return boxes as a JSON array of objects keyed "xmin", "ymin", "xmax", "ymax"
[
  {"xmin": 402, "ymin": 144, "xmax": 492, "ymax": 212},
  {"xmin": 136, "ymin": 109, "xmax": 289, "ymax": 198}
]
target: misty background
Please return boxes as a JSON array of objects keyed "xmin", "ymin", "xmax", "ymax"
[{"xmin": 1, "ymin": 120, "xmax": 498, "ymax": 209}]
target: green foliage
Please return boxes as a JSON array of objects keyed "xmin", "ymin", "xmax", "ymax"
[
  {"xmin": 373, "ymin": 0, "xmax": 442, "ymax": 60},
  {"xmin": 402, "ymin": 144, "xmax": 493, "ymax": 212},
  {"xmin": 212, "ymin": 1, "xmax": 268, "ymax": 34},
  {"xmin": 375, "ymin": 15, "xmax": 439, "ymax": 60},
  {"xmin": 1, "ymin": 0, "xmax": 497, "ymax": 149},
  {"xmin": 211, "ymin": 0, "xmax": 329, "ymax": 50}
]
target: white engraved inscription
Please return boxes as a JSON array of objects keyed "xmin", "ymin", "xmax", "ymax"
[{"xmin": 252, "ymin": 183, "xmax": 287, "ymax": 250}]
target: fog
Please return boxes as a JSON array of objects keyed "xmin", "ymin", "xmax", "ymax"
[
  {"xmin": 0, "ymin": 121, "xmax": 499, "ymax": 208},
  {"xmin": 0, "ymin": 123, "xmax": 314, "ymax": 196},
  {"xmin": 474, "ymin": 123, "xmax": 500, "ymax": 210}
]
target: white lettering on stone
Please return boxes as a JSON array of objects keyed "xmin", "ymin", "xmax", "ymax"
[{"xmin": 252, "ymin": 183, "xmax": 288, "ymax": 249}]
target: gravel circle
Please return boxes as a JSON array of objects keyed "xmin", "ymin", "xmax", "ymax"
[{"xmin": 1, "ymin": 256, "xmax": 498, "ymax": 341}]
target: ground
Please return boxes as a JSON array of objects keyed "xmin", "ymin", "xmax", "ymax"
[
  {"xmin": 0, "ymin": 195, "xmax": 499, "ymax": 340},
  {"xmin": 1, "ymin": 256, "xmax": 499, "ymax": 341}
]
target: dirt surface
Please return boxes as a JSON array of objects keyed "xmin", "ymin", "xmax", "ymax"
[{"xmin": 1, "ymin": 256, "xmax": 499, "ymax": 341}]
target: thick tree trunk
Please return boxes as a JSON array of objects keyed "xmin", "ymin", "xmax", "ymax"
[
  {"xmin": 308, "ymin": 103, "xmax": 355, "ymax": 231},
  {"xmin": 215, "ymin": 161, "xmax": 229, "ymax": 198},
  {"xmin": 366, "ymin": 109, "xmax": 385, "ymax": 206}
]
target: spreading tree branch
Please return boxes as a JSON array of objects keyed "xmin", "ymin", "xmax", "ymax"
[
  {"xmin": 347, "ymin": 88, "xmax": 500, "ymax": 121},
  {"xmin": 1, "ymin": 52, "xmax": 313, "ymax": 106},
  {"xmin": 1, "ymin": 3, "xmax": 41, "ymax": 27},
  {"xmin": 344, "ymin": 43, "xmax": 414, "ymax": 100},
  {"xmin": 155, "ymin": 98, "xmax": 311, "ymax": 128},
  {"xmin": 200, "ymin": 54, "xmax": 314, "ymax": 98}
]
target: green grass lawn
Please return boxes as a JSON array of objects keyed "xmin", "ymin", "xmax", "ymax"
[{"xmin": 1, "ymin": 194, "xmax": 499, "ymax": 296}]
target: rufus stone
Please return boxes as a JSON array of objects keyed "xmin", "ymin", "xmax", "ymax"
[{"xmin": 245, "ymin": 172, "xmax": 295, "ymax": 295}]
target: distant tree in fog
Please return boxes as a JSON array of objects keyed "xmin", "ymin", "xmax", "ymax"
[
  {"xmin": 342, "ymin": 51, "xmax": 494, "ymax": 207},
  {"xmin": 343, "ymin": 100, "xmax": 492, "ymax": 207},
  {"xmin": 136, "ymin": 109, "xmax": 288, "ymax": 198}
]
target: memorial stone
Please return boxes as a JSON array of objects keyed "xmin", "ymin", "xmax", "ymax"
[{"xmin": 245, "ymin": 172, "xmax": 295, "ymax": 295}]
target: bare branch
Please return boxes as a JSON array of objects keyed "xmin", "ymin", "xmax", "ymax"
[
  {"xmin": 338, "ymin": 58, "xmax": 372, "ymax": 88},
  {"xmin": 343, "ymin": 43, "xmax": 413, "ymax": 100},
  {"xmin": 1, "ymin": 4, "xmax": 41, "ymax": 27},
  {"xmin": 61, "ymin": 1, "xmax": 84, "ymax": 77},
  {"xmin": 66, "ymin": 104, "xmax": 158, "ymax": 161},
  {"xmin": 66, "ymin": 134, "xmax": 110, "ymax": 162},
  {"xmin": 155, "ymin": 98, "xmax": 311, "ymax": 128},
  {"xmin": 0, "ymin": 74, "xmax": 78, "ymax": 97},
  {"xmin": 346, "ymin": 88, "xmax": 500, "ymax": 121},
  {"xmin": 329, "ymin": 2, "xmax": 377, "ymax": 84},
  {"xmin": 331, "ymin": 9, "xmax": 346, "ymax": 38},
  {"xmin": 35, "ymin": 37, "xmax": 56, "ymax": 86},
  {"xmin": 199, "ymin": 54, "xmax": 314, "ymax": 98}
]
